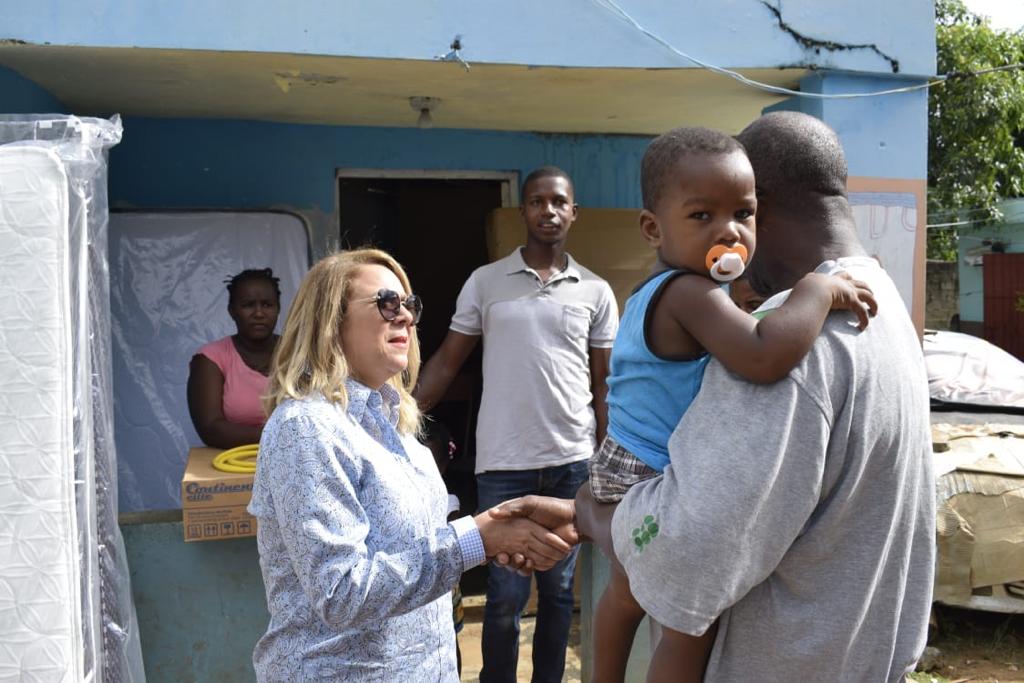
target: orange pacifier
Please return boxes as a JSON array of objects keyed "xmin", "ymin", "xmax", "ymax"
[{"xmin": 705, "ymin": 244, "xmax": 749, "ymax": 283}]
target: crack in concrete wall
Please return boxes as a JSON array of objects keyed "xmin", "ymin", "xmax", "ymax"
[{"xmin": 760, "ymin": 1, "xmax": 900, "ymax": 73}]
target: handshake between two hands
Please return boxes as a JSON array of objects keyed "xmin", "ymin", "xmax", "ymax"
[{"xmin": 473, "ymin": 495, "xmax": 581, "ymax": 574}]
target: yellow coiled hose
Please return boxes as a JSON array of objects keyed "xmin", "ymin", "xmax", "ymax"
[{"xmin": 212, "ymin": 444, "xmax": 259, "ymax": 473}]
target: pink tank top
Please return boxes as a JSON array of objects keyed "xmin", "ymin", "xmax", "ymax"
[{"xmin": 197, "ymin": 336, "xmax": 269, "ymax": 427}]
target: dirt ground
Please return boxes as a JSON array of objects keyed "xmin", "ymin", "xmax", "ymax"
[
  {"xmin": 912, "ymin": 606, "xmax": 1024, "ymax": 683},
  {"xmin": 458, "ymin": 601, "xmax": 1023, "ymax": 683},
  {"xmin": 458, "ymin": 595, "xmax": 583, "ymax": 683}
]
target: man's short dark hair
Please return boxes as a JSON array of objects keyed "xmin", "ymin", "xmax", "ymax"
[
  {"xmin": 736, "ymin": 111, "xmax": 848, "ymax": 200},
  {"xmin": 641, "ymin": 127, "xmax": 746, "ymax": 211},
  {"xmin": 521, "ymin": 166, "xmax": 574, "ymax": 203}
]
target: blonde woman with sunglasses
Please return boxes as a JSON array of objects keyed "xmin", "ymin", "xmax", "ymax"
[{"xmin": 247, "ymin": 248, "xmax": 576, "ymax": 682}]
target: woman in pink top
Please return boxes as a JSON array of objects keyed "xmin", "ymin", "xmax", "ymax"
[{"xmin": 187, "ymin": 268, "xmax": 281, "ymax": 448}]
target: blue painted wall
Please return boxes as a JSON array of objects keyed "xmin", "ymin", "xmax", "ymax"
[
  {"xmin": 6, "ymin": 1, "xmax": 935, "ymax": 76},
  {"xmin": 109, "ymin": 117, "xmax": 652, "ymax": 253},
  {"xmin": 767, "ymin": 72, "xmax": 929, "ymax": 181},
  {"xmin": 0, "ymin": 65, "xmax": 66, "ymax": 113},
  {"xmin": 109, "ymin": 72, "xmax": 930, "ymax": 228},
  {"xmin": 121, "ymin": 520, "xmax": 267, "ymax": 683}
]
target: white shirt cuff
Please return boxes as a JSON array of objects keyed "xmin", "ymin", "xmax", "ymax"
[{"xmin": 450, "ymin": 515, "xmax": 486, "ymax": 571}]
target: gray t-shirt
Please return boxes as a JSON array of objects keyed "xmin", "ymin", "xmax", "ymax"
[
  {"xmin": 613, "ymin": 257, "xmax": 934, "ymax": 682},
  {"xmin": 451, "ymin": 248, "xmax": 618, "ymax": 473}
]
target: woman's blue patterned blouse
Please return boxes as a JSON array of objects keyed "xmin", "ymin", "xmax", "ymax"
[{"xmin": 248, "ymin": 379, "xmax": 483, "ymax": 681}]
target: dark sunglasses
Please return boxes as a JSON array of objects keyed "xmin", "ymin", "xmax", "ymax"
[{"xmin": 356, "ymin": 288, "xmax": 423, "ymax": 324}]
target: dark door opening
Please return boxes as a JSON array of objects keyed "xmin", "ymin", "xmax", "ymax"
[{"xmin": 338, "ymin": 175, "xmax": 507, "ymax": 520}]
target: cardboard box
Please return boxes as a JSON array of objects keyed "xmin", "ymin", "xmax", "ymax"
[
  {"xmin": 931, "ymin": 421, "xmax": 1024, "ymax": 611},
  {"xmin": 181, "ymin": 447, "xmax": 257, "ymax": 542}
]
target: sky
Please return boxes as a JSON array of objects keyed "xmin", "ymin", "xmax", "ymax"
[{"xmin": 962, "ymin": 0, "xmax": 1024, "ymax": 32}]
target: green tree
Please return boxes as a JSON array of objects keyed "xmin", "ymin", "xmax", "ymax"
[{"xmin": 928, "ymin": 0, "xmax": 1024, "ymax": 260}]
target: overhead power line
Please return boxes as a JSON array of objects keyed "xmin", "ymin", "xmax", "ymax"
[{"xmin": 592, "ymin": 0, "xmax": 1024, "ymax": 100}]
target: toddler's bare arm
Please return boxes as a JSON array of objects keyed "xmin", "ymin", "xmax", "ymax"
[{"xmin": 655, "ymin": 272, "xmax": 876, "ymax": 384}]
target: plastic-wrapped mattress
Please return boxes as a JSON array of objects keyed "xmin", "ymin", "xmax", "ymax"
[
  {"xmin": 924, "ymin": 329, "xmax": 1024, "ymax": 410},
  {"xmin": 0, "ymin": 145, "xmax": 85, "ymax": 681},
  {"xmin": 0, "ymin": 114, "xmax": 142, "ymax": 682}
]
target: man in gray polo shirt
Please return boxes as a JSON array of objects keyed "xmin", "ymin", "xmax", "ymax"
[
  {"xmin": 417, "ymin": 165, "xmax": 618, "ymax": 683},
  {"xmin": 515, "ymin": 113, "xmax": 932, "ymax": 681}
]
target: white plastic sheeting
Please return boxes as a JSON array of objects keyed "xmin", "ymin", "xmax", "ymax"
[
  {"xmin": 109, "ymin": 211, "xmax": 309, "ymax": 512},
  {"xmin": 0, "ymin": 115, "xmax": 144, "ymax": 682},
  {"xmin": 924, "ymin": 330, "xmax": 1024, "ymax": 409}
]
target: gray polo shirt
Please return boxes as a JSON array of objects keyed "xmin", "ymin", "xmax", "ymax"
[
  {"xmin": 450, "ymin": 248, "xmax": 618, "ymax": 473},
  {"xmin": 613, "ymin": 258, "xmax": 934, "ymax": 681}
]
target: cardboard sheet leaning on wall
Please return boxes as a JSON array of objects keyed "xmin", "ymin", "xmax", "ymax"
[
  {"xmin": 486, "ymin": 207, "xmax": 653, "ymax": 311},
  {"xmin": 932, "ymin": 422, "xmax": 1024, "ymax": 613}
]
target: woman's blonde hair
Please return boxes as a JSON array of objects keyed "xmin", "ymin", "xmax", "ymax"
[{"xmin": 264, "ymin": 248, "xmax": 422, "ymax": 435}]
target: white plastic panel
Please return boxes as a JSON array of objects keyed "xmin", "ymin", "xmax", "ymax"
[{"xmin": 109, "ymin": 211, "xmax": 309, "ymax": 512}]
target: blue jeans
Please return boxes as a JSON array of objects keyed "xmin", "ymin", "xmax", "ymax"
[{"xmin": 476, "ymin": 460, "xmax": 589, "ymax": 683}]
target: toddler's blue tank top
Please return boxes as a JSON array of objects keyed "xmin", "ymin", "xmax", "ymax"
[{"xmin": 606, "ymin": 270, "xmax": 711, "ymax": 472}]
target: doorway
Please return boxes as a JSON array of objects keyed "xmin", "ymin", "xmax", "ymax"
[{"xmin": 337, "ymin": 170, "xmax": 517, "ymax": 515}]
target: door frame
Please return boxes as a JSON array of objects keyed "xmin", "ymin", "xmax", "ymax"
[{"xmin": 335, "ymin": 169, "xmax": 520, "ymax": 215}]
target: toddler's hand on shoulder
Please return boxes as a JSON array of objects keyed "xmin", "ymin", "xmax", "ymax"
[{"xmin": 825, "ymin": 271, "xmax": 878, "ymax": 330}]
